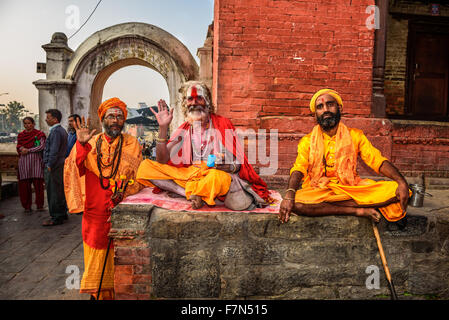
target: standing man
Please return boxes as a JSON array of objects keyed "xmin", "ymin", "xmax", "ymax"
[
  {"xmin": 279, "ymin": 89, "xmax": 410, "ymax": 224},
  {"xmin": 66, "ymin": 114, "xmax": 81, "ymax": 157},
  {"xmin": 65, "ymin": 97, "xmax": 143, "ymax": 300},
  {"xmin": 136, "ymin": 81, "xmax": 271, "ymax": 210},
  {"xmin": 64, "ymin": 114, "xmax": 84, "ymax": 215},
  {"xmin": 42, "ymin": 109, "xmax": 68, "ymax": 226}
]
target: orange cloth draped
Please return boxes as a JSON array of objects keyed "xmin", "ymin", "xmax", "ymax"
[
  {"xmin": 79, "ymin": 242, "xmax": 114, "ymax": 300},
  {"xmin": 64, "ymin": 148, "xmax": 85, "ymax": 214},
  {"xmin": 136, "ymin": 160, "xmax": 232, "ymax": 206},
  {"xmin": 290, "ymin": 123, "xmax": 408, "ymax": 222},
  {"xmin": 63, "ymin": 133, "xmax": 143, "ymax": 299}
]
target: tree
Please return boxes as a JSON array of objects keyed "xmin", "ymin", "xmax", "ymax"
[{"xmin": 0, "ymin": 101, "xmax": 28, "ymax": 133}]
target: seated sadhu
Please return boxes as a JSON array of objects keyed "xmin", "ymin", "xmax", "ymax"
[
  {"xmin": 136, "ymin": 81, "xmax": 271, "ymax": 210},
  {"xmin": 279, "ymin": 89, "xmax": 411, "ymax": 224}
]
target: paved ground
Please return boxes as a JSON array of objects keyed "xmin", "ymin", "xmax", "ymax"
[
  {"xmin": 1, "ymin": 183, "xmax": 448, "ymax": 300},
  {"xmin": 0, "ymin": 191, "xmax": 89, "ymax": 300}
]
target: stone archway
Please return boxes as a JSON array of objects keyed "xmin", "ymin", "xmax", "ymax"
[{"xmin": 34, "ymin": 22, "xmax": 199, "ymax": 133}]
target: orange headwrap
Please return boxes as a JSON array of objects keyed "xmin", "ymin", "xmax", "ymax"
[
  {"xmin": 309, "ymin": 89, "xmax": 343, "ymax": 113},
  {"xmin": 98, "ymin": 97, "xmax": 127, "ymax": 121}
]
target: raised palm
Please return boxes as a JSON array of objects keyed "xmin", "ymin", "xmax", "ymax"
[
  {"xmin": 151, "ymin": 99, "xmax": 173, "ymax": 128},
  {"xmin": 74, "ymin": 116, "xmax": 97, "ymax": 145}
]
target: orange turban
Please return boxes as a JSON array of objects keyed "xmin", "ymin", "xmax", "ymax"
[
  {"xmin": 309, "ymin": 89, "xmax": 343, "ymax": 113},
  {"xmin": 98, "ymin": 97, "xmax": 127, "ymax": 120}
]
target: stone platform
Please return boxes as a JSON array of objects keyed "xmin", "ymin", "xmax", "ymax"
[{"xmin": 110, "ymin": 189, "xmax": 449, "ymax": 300}]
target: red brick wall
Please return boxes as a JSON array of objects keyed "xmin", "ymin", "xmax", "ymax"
[
  {"xmin": 109, "ymin": 230, "xmax": 151, "ymax": 300},
  {"xmin": 213, "ymin": 0, "xmax": 376, "ymax": 129},
  {"xmin": 213, "ymin": 0, "xmax": 381, "ymax": 178},
  {"xmin": 391, "ymin": 123, "xmax": 449, "ymax": 178}
]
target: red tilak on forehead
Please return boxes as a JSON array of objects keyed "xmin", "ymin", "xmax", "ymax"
[{"xmin": 190, "ymin": 86, "xmax": 198, "ymax": 98}]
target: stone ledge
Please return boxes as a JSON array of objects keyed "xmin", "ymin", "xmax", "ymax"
[{"xmin": 110, "ymin": 201, "xmax": 449, "ymax": 300}]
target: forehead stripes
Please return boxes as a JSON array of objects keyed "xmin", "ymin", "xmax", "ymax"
[{"xmin": 187, "ymin": 85, "xmax": 205, "ymax": 99}]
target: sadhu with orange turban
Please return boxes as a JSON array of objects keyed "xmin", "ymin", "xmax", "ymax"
[
  {"xmin": 279, "ymin": 89, "xmax": 411, "ymax": 224},
  {"xmin": 64, "ymin": 97, "xmax": 143, "ymax": 300}
]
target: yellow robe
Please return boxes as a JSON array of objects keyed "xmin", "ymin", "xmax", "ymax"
[
  {"xmin": 291, "ymin": 127, "xmax": 406, "ymax": 222},
  {"xmin": 136, "ymin": 161, "xmax": 231, "ymax": 206}
]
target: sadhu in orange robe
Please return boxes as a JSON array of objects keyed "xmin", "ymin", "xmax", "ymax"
[
  {"xmin": 64, "ymin": 133, "xmax": 143, "ymax": 299},
  {"xmin": 291, "ymin": 122, "xmax": 409, "ymax": 222},
  {"xmin": 137, "ymin": 114, "xmax": 271, "ymax": 207}
]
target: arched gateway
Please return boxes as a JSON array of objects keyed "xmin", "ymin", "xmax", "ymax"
[{"xmin": 34, "ymin": 22, "xmax": 199, "ymax": 133}]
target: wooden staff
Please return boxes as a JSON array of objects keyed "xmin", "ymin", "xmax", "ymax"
[{"xmin": 372, "ymin": 221, "xmax": 398, "ymax": 300}]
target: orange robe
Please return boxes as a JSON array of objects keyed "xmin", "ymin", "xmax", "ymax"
[
  {"xmin": 64, "ymin": 133, "xmax": 143, "ymax": 299},
  {"xmin": 137, "ymin": 161, "xmax": 231, "ymax": 206},
  {"xmin": 291, "ymin": 123, "xmax": 407, "ymax": 222}
]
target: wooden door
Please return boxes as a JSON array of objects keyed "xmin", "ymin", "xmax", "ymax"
[{"xmin": 408, "ymin": 26, "xmax": 449, "ymax": 120}]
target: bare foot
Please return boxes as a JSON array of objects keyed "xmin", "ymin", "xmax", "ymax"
[
  {"xmin": 356, "ymin": 208, "xmax": 381, "ymax": 223},
  {"xmin": 190, "ymin": 195, "xmax": 205, "ymax": 209}
]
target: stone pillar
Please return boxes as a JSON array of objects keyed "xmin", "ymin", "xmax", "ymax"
[
  {"xmin": 197, "ymin": 23, "xmax": 214, "ymax": 91},
  {"xmin": 33, "ymin": 33, "xmax": 74, "ymax": 133}
]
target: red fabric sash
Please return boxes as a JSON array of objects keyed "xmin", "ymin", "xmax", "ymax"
[
  {"xmin": 161, "ymin": 114, "xmax": 270, "ymax": 201},
  {"xmin": 17, "ymin": 129, "xmax": 46, "ymax": 151}
]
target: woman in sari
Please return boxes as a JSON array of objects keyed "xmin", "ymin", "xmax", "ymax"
[{"xmin": 17, "ymin": 117, "xmax": 46, "ymax": 212}]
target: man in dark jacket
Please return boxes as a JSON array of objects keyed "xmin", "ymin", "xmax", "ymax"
[{"xmin": 42, "ymin": 109, "xmax": 68, "ymax": 226}]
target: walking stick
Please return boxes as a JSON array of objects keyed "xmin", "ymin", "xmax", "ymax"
[
  {"xmin": 96, "ymin": 237, "xmax": 112, "ymax": 300},
  {"xmin": 372, "ymin": 221, "xmax": 398, "ymax": 300}
]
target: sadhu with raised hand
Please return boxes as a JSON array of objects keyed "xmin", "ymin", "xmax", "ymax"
[
  {"xmin": 64, "ymin": 98, "xmax": 143, "ymax": 300},
  {"xmin": 136, "ymin": 81, "xmax": 271, "ymax": 211},
  {"xmin": 279, "ymin": 89, "xmax": 411, "ymax": 224}
]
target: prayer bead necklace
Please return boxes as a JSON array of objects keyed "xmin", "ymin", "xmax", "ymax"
[{"xmin": 96, "ymin": 133, "xmax": 123, "ymax": 190}]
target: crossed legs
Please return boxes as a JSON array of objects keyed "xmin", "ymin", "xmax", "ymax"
[{"xmin": 290, "ymin": 197, "xmax": 400, "ymax": 223}]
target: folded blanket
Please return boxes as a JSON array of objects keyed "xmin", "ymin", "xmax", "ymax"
[{"xmin": 121, "ymin": 187, "xmax": 281, "ymax": 213}]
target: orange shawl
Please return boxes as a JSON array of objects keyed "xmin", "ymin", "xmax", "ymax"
[
  {"xmin": 308, "ymin": 122, "xmax": 362, "ymax": 188},
  {"xmin": 64, "ymin": 133, "xmax": 143, "ymax": 213}
]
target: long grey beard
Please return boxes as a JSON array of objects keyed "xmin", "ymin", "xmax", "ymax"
[{"xmin": 186, "ymin": 109, "xmax": 209, "ymax": 125}]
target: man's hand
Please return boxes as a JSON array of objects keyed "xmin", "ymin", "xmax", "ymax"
[
  {"xmin": 151, "ymin": 99, "xmax": 174, "ymax": 129},
  {"xmin": 279, "ymin": 199, "xmax": 295, "ymax": 223},
  {"xmin": 74, "ymin": 116, "xmax": 97, "ymax": 146},
  {"xmin": 378, "ymin": 160, "xmax": 410, "ymax": 214},
  {"xmin": 20, "ymin": 148, "xmax": 29, "ymax": 155},
  {"xmin": 47, "ymin": 167, "xmax": 51, "ymax": 172},
  {"xmin": 396, "ymin": 181, "xmax": 410, "ymax": 213}
]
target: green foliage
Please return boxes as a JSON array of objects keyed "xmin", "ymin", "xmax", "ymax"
[{"xmin": 0, "ymin": 101, "xmax": 29, "ymax": 133}]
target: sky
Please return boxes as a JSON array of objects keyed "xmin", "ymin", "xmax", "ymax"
[{"xmin": 0, "ymin": 0, "xmax": 214, "ymax": 114}]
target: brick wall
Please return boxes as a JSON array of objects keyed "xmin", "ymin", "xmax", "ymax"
[
  {"xmin": 213, "ymin": 0, "xmax": 376, "ymax": 128},
  {"xmin": 391, "ymin": 122, "xmax": 449, "ymax": 178},
  {"xmin": 109, "ymin": 205, "xmax": 152, "ymax": 300},
  {"xmin": 384, "ymin": 16, "xmax": 408, "ymax": 115},
  {"xmin": 213, "ymin": 0, "xmax": 379, "ymax": 177}
]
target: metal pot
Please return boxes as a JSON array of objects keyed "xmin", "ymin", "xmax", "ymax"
[{"xmin": 408, "ymin": 183, "xmax": 432, "ymax": 207}]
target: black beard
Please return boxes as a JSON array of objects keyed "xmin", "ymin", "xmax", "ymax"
[
  {"xmin": 317, "ymin": 109, "xmax": 341, "ymax": 131},
  {"xmin": 104, "ymin": 123, "xmax": 123, "ymax": 138}
]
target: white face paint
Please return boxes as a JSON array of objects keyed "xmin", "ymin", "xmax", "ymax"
[
  {"xmin": 104, "ymin": 107, "xmax": 124, "ymax": 118},
  {"xmin": 186, "ymin": 85, "xmax": 211, "ymax": 108}
]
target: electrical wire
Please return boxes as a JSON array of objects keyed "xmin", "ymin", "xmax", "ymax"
[{"xmin": 68, "ymin": 0, "xmax": 103, "ymax": 40}]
